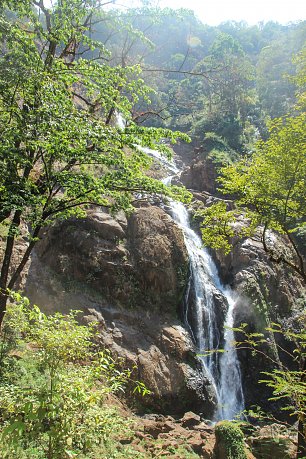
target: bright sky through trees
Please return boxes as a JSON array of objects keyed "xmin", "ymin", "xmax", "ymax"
[{"xmin": 118, "ymin": 0, "xmax": 305, "ymax": 25}]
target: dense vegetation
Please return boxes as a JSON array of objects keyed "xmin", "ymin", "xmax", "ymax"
[
  {"xmin": 0, "ymin": 294, "xmax": 201, "ymax": 459},
  {"xmin": 0, "ymin": 0, "xmax": 191, "ymax": 325},
  {"xmin": 98, "ymin": 8, "xmax": 304, "ymax": 146},
  {"xmin": 0, "ymin": 0, "xmax": 305, "ymax": 458}
]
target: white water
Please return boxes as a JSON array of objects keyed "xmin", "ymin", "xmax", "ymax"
[
  {"xmin": 140, "ymin": 146, "xmax": 179, "ymax": 174},
  {"xmin": 116, "ymin": 112, "xmax": 126, "ymax": 130},
  {"xmin": 146, "ymin": 148, "xmax": 245, "ymax": 420},
  {"xmin": 115, "ymin": 110, "xmax": 245, "ymax": 420},
  {"xmin": 116, "ymin": 113, "xmax": 179, "ymax": 174}
]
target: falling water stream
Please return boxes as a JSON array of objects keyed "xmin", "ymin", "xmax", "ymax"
[
  {"xmin": 116, "ymin": 115, "xmax": 244, "ymax": 419},
  {"xmin": 157, "ymin": 153, "xmax": 244, "ymax": 420}
]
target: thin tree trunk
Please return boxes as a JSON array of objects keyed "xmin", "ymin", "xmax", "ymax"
[
  {"xmin": 8, "ymin": 226, "xmax": 41, "ymax": 290},
  {"xmin": 0, "ymin": 293, "xmax": 7, "ymax": 328},
  {"xmin": 0, "ymin": 210, "xmax": 22, "ymax": 327}
]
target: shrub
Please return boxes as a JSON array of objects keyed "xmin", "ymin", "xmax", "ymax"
[
  {"xmin": 0, "ymin": 293, "xmax": 148, "ymax": 459},
  {"xmin": 215, "ymin": 421, "xmax": 247, "ymax": 459}
]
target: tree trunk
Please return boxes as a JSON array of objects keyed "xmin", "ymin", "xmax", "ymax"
[
  {"xmin": 0, "ymin": 210, "xmax": 22, "ymax": 328},
  {"xmin": 0, "ymin": 291, "xmax": 8, "ymax": 329},
  {"xmin": 8, "ymin": 226, "xmax": 41, "ymax": 291}
]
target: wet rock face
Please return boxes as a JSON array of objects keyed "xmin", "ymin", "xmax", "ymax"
[
  {"xmin": 214, "ymin": 234, "xmax": 304, "ymax": 318},
  {"xmin": 27, "ymin": 205, "xmax": 188, "ymax": 314},
  {"xmin": 211, "ymin": 231, "xmax": 305, "ymax": 415},
  {"xmin": 212, "ymin": 232, "xmax": 305, "ymax": 328}
]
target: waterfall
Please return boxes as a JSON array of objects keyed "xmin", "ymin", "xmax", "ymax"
[
  {"xmin": 149, "ymin": 149, "xmax": 244, "ymax": 420},
  {"xmin": 115, "ymin": 112, "xmax": 126, "ymax": 130},
  {"xmin": 169, "ymin": 200, "xmax": 244, "ymax": 420},
  {"xmin": 114, "ymin": 109, "xmax": 245, "ymax": 419}
]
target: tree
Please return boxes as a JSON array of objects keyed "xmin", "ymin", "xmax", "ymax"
[
  {"xmin": 256, "ymin": 24, "xmax": 305, "ymax": 118},
  {"xmin": 235, "ymin": 320, "xmax": 306, "ymax": 458},
  {"xmin": 198, "ymin": 111, "xmax": 306, "ymax": 283},
  {"xmin": 0, "ymin": 0, "xmax": 190, "ymax": 326},
  {"xmin": 186, "ymin": 32, "xmax": 256, "ymax": 153}
]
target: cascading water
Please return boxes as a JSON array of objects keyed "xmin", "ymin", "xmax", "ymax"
[
  {"xmin": 154, "ymin": 152, "xmax": 244, "ymax": 420},
  {"xmin": 169, "ymin": 198, "xmax": 244, "ymax": 420},
  {"xmin": 115, "ymin": 113, "xmax": 244, "ymax": 419}
]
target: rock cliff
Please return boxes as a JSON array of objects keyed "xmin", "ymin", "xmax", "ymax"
[
  {"xmin": 22, "ymin": 204, "xmax": 217, "ymax": 415},
  {"xmin": 26, "ymin": 205, "xmax": 188, "ymax": 314},
  {"xmin": 5, "ymin": 145, "xmax": 304, "ymax": 432}
]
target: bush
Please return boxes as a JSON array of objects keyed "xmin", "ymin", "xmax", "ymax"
[
  {"xmin": 0, "ymin": 293, "xmax": 148, "ymax": 459},
  {"xmin": 215, "ymin": 421, "xmax": 247, "ymax": 459}
]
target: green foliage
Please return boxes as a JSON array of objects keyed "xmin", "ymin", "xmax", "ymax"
[
  {"xmin": 261, "ymin": 369, "xmax": 306, "ymax": 416},
  {"xmin": 235, "ymin": 319, "xmax": 306, "ymax": 453},
  {"xmin": 90, "ymin": 8, "xmax": 305, "ymax": 152},
  {"xmin": 256, "ymin": 26, "xmax": 304, "ymax": 118},
  {"xmin": 220, "ymin": 113, "xmax": 306, "ymax": 232},
  {"xmin": 0, "ymin": 0, "xmax": 192, "ymax": 316},
  {"xmin": 291, "ymin": 45, "xmax": 306, "ymax": 111},
  {"xmin": 209, "ymin": 151, "xmax": 235, "ymax": 166},
  {"xmin": 188, "ymin": 32, "xmax": 256, "ymax": 152},
  {"xmin": 260, "ymin": 323, "xmax": 306, "ymax": 422},
  {"xmin": 196, "ymin": 201, "xmax": 254, "ymax": 254},
  {"xmin": 196, "ymin": 202, "xmax": 236, "ymax": 254},
  {"xmin": 199, "ymin": 109, "xmax": 306, "ymax": 281},
  {"xmin": 0, "ymin": 293, "xmax": 150, "ymax": 459},
  {"xmin": 215, "ymin": 421, "xmax": 247, "ymax": 459}
]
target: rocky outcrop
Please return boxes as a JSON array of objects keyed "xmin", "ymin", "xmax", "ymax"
[
  {"xmin": 25, "ymin": 205, "xmax": 188, "ymax": 315},
  {"xmin": 213, "ymin": 233, "xmax": 304, "ymax": 321},
  {"xmin": 127, "ymin": 207, "xmax": 189, "ymax": 313},
  {"xmin": 22, "ymin": 204, "xmax": 221, "ymax": 414},
  {"xmin": 208, "ymin": 225, "xmax": 305, "ymax": 414},
  {"xmin": 138, "ymin": 413, "xmax": 216, "ymax": 458},
  {"xmin": 247, "ymin": 424, "xmax": 297, "ymax": 459},
  {"xmin": 180, "ymin": 157, "xmax": 219, "ymax": 195},
  {"xmin": 84, "ymin": 307, "xmax": 216, "ymax": 416},
  {"xmin": 128, "ymin": 411, "xmax": 297, "ymax": 458},
  {"xmin": 105, "ymin": 398, "xmax": 295, "ymax": 459}
]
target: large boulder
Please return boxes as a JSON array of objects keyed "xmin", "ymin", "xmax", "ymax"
[
  {"xmin": 127, "ymin": 206, "xmax": 189, "ymax": 313},
  {"xmin": 25, "ymin": 205, "xmax": 189, "ymax": 315},
  {"xmin": 180, "ymin": 157, "xmax": 219, "ymax": 195}
]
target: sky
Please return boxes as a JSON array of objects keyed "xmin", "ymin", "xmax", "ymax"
[{"xmin": 116, "ymin": 0, "xmax": 306, "ymax": 25}]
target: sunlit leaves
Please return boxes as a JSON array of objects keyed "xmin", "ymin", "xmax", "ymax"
[
  {"xmin": 199, "ymin": 111, "xmax": 306, "ymax": 280},
  {"xmin": 196, "ymin": 202, "xmax": 236, "ymax": 254},
  {"xmin": 0, "ymin": 0, "xmax": 190, "ymax": 239},
  {"xmin": 0, "ymin": 295, "xmax": 151, "ymax": 456},
  {"xmin": 220, "ymin": 113, "xmax": 306, "ymax": 231}
]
